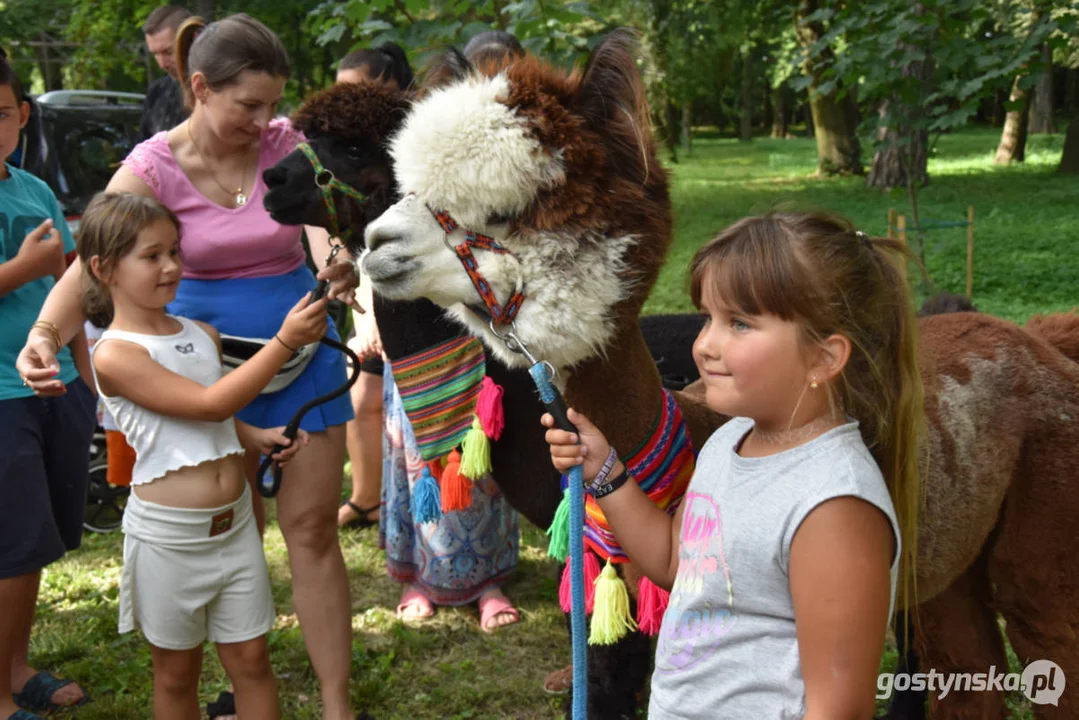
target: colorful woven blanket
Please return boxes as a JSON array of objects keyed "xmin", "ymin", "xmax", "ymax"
[{"xmin": 391, "ymin": 336, "xmax": 486, "ymax": 462}]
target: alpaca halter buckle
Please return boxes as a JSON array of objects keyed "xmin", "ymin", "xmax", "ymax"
[
  {"xmin": 297, "ymin": 142, "xmax": 368, "ymax": 243},
  {"xmin": 427, "ymin": 204, "xmax": 526, "ymax": 326}
]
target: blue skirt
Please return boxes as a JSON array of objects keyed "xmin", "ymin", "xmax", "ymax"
[{"xmin": 168, "ymin": 265, "xmax": 354, "ymax": 432}]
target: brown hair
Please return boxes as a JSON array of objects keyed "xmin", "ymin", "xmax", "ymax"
[
  {"xmin": 338, "ymin": 42, "xmax": 413, "ymax": 89},
  {"xmin": 175, "ymin": 13, "xmax": 290, "ymax": 111},
  {"xmin": 689, "ymin": 210, "xmax": 926, "ymax": 617},
  {"xmin": 0, "ymin": 47, "xmax": 25, "ymax": 104},
  {"xmin": 78, "ymin": 193, "xmax": 182, "ymax": 328},
  {"xmin": 142, "ymin": 5, "xmax": 191, "ymax": 36}
]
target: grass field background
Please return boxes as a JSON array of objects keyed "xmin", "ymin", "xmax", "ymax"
[{"xmin": 32, "ymin": 127, "xmax": 1076, "ymax": 718}]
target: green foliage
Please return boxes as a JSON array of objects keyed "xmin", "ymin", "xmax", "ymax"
[{"xmin": 795, "ymin": 0, "xmax": 1061, "ymax": 149}]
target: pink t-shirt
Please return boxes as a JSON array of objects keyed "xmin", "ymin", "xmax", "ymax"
[{"xmin": 122, "ymin": 117, "xmax": 307, "ymax": 280}]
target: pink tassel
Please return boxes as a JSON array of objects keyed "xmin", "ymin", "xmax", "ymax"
[
  {"xmin": 476, "ymin": 376, "xmax": 505, "ymax": 440},
  {"xmin": 559, "ymin": 551, "xmax": 601, "ymax": 614},
  {"xmin": 636, "ymin": 576, "xmax": 670, "ymax": 636}
]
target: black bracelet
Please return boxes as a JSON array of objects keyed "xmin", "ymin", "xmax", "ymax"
[
  {"xmin": 274, "ymin": 334, "xmax": 298, "ymax": 353},
  {"xmin": 591, "ymin": 467, "xmax": 631, "ymax": 499}
]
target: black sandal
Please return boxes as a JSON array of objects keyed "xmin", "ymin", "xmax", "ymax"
[
  {"xmin": 340, "ymin": 501, "xmax": 380, "ymax": 529},
  {"xmin": 206, "ymin": 690, "xmax": 235, "ymax": 718}
]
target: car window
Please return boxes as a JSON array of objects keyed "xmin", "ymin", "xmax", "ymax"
[{"xmin": 41, "ymin": 107, "xmax": 141, "ymax": 212}]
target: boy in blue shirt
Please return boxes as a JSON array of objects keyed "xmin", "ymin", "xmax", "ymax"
[{"xmin": 0, "ymin": 50, "xmax": 96, "ymax": 719}]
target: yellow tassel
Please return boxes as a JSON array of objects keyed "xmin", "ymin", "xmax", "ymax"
[
  {"xmin": 588, "ymin": 560, "xmax": 638, "ymax": 645},
  {"xmin": 460, "ymin": 416, "xmax": 492, "ymax": 480}
]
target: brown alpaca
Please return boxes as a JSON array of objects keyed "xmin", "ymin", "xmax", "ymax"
[{"xmin": 358, "ymin": 33, "xmax": 1079, "ymax": 717}]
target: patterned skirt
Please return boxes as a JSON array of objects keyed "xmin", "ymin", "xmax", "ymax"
[{"xmin": 379, "ymin": 366, "xmax": 519, "ymax": 605}]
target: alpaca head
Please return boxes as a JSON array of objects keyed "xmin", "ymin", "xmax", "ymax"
[
  {"xmin": 363, "ymin": 30, "xmax": 672, "ymax": 369},
  {"xmin": 262, "ymin": 81, "xmax": 411, "ymax": 256}
]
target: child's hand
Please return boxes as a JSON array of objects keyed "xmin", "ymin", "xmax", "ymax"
[
  {"xmin": 541, "ymin": 408, "xmax": 612, "ymax": 482},
  {"xmin": 256, "ymin": 427, "xmax": 310, "ymax": 466},
  {"xmin": 278, "ymin": 292, "xmax": 329, "ymax": 349},
  {"xmin": 17, "ymin": 219, "xmax": 65, "ymax": 281}
]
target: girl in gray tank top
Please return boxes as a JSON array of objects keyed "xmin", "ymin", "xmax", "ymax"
[{"xmin": 543, "ymin": 210, "xmax": 925, "ymax": 719}]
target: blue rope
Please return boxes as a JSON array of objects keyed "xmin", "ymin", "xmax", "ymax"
[{"xmin": 529, "ymin": 362, "xmax": 587, "ymax": 719}]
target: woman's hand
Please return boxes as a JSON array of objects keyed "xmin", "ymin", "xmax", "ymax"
[
  {"xmin": 278, "ymin": 292, "xmax": 329, "ymax": 349},
  {"xmin": 16, "ymin": 330, "xmax": 66, "ymax": 397},
  {"xmin": 541, "ymin": 408, "xmax": 612, "ymax": 482},
  {"xmin": 347, "ymin": 309, "xmax": 383, "ymax": 361},
  {"xmin": 316, "ymin": 260, "xmax": 358, "ymax": 306}
]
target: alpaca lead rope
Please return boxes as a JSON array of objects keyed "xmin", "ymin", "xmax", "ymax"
[{"xmin": 491, "ymin": 321, "xmax": 588, "ymax": 719}]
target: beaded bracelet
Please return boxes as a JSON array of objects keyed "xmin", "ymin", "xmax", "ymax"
[{"xmin": 584, "ymin": 447, "xmax": 618, "ymax": 494}]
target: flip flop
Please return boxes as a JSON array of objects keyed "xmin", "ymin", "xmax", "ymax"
[
  {"xmin": 396, "ymin": 587, "xmax": 435, "ymax": 621},
  {"xmin": 13, "ymin": 671, "xmax": 87, "ymax": 713},
  {"xmin": 478, "ymin": 591, "xmax": 520, "ymax": 633},
  {"xmin": 340, "ymin": 501, "xmax": 380, "ymax": 529}
]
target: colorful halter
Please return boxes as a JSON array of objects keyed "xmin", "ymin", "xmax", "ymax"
[
  {"xmin": 427, "ymin": 205, "xmax": 526, "ymax": 326},
  {"xmin": 297, "ymin": 142, "xmax": 368, "ymax": 243}
]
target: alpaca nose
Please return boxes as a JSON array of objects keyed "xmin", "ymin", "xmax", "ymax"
[
  {"xmin": 262, "ymin": 165, "xmax": 287, "ymax": 189},
  {"xmin": 364, "ymin": 223, "xmax": 398, "ymax": 252}
]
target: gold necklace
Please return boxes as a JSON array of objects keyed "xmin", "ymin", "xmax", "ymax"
[
  {"xmin": 750, "ymin": 415, "xmax": 842, "ymax": 446},
  {"xmin": 187, "ymin": 121, "xmax": 252, "ymax": 207}
]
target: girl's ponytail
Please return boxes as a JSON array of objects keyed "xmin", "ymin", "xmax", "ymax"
[
  {"xmin": 82, "ymin": 276, "xmax": 115, "ymax": 329},
  {"xmin": 175, "ymin": 16, "xmax": 207, "ymax": 111}
]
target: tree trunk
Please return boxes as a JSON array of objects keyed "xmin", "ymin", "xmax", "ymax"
[
  {"xmin": 1030, "ymin": 43, "xmax": 1055, "ymax": 134},
  {"xmin": 1059, "ymin": 109, "xmax": 1079, "ymax": 173},
  {"xmin": 194, "ymin": 0, "xmax": 215, "ymax": 19},
  {"xmin": 771, "ymin": 84, "xmax": 791, "ymax": 139},
  {"xmin": 995, "ymin": 75, "xmax": 1031, "ymax": 164},
  {"xmin": 665, "ymin": 102, "xmax": 680, "ymax": 162},
  {"xmin": 991, "ymin": 88, "xmax": 1006, "ymax": 127},
  {"xmin": 805, "ymin": 100, "xmax": 814, "ymax": 137},
  {"xmin": 739, "ymin": 46, "xmax": 753, "ymax": 143},
  {"xmin": 867, "ymin": 103, "xmax": 929, "ymax": 190},
  {"xmin": 1065, "ymin": 67, "xmax": 1078, "ymax": 116},
  {"xmin": 795, "ymin": 0, "xmax": 861, "ymax": 174},
  {"xmin": 680, "ymin": 103, "xmax": 692, "ymax": 154}
]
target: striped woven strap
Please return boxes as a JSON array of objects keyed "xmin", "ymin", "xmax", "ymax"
[
  {"xmin": 392, "ymin": 336, "xmax": 486, "ymax": 461},
  {"xmin": 579, "ymin": 390, "xmax": 697, "ymax": 563}
]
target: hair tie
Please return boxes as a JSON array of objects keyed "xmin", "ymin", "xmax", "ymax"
[{"xmin": 855, "ymin": 230, "xmax": 873, "ymax": 250}]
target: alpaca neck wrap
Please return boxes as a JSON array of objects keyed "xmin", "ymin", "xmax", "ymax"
[
  {"xmin": 578, "ymin": 390, "xmax": 696, "ymax": 562},
  {"xmin": 391, "ymin": 335, "xmax": 486, "ymax": 461}
]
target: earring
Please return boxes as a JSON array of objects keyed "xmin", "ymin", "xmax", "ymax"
[{"xmin": 810, "ymin": 379, "xmax": 819, "ymax": 389}]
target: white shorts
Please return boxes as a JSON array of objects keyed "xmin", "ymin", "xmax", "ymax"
[{"xmin": 118, "ymin": 484, "xmax": 274, "ymax": 650}]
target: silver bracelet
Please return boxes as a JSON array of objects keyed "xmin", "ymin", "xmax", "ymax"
[{"xmin": 585, "ymin": 447, "xmax": 619, "ymax": 496}]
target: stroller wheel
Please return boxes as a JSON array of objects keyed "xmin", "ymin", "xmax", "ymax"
[{"xmin": 84, "ymin": 430, "xmax": 128, "ymax": 533}]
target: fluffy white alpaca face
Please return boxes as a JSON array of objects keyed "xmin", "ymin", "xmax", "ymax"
[{"xmin": 363, "ymin": 72, "xmax": 634, "ymax": 369}]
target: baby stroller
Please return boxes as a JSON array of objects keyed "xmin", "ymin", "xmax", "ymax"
[{"xmin": 84, "ymin": 424, "xmax": 128, "ymax": 533}]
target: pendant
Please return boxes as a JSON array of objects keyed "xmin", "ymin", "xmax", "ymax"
[{"xmin": 235, "ymin": 192, "xmax": 247, "ymax": 207}]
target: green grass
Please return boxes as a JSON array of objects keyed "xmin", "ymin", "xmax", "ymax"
[
  {"xmin": 32, "ymin": 126, "xmax": 1071, "ymax": 718},
  {"xmin": 647, "ymin": 126, "xmax": 1079, "ymax": 323}
]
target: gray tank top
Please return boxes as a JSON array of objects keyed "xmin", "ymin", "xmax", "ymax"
[{"xmin": 648, "ymin": 417, "xmax": 900, "ymax": 719}]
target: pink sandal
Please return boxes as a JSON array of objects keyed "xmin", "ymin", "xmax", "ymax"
[
  {"xmin": 478, "ymin": 591, "xmax": 520, "ymax": 633},
  {"xmin": 396, "ymin": 587, "xmax": 435, "ymax": 621}
]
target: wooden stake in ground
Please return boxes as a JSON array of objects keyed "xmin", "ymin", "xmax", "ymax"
[
  {"xmin": 888, "ymin": 208, "xmax": 897, "ymax": 239},
  {"xmin": 967, "ymin": 205, "xmax": 975, "ymax": 298},
  {"xmin": 896, "ymin": 214, "xmax": 909, "ymax": 285}
]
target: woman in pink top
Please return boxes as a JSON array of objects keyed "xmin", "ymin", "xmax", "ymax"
[{"xmin": 17, "ymin": 14, "xmax": 362, "ymax": 720}]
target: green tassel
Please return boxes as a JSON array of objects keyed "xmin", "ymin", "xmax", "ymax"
[
  {"xmin": 589, "ymin": 560, "xmax": 638, "ymax": 645},
  {"xmin": 460, "ymin": 416, "xmax": 492, "ymax": 480},
  {"xmin": 545, "ymin": 489, "xmax": 570, "ymax": 562}
]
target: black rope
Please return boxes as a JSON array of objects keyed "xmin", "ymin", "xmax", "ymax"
[{"xmin": 256, "ymin": 280, "xmax": 362, "ymax": 497}]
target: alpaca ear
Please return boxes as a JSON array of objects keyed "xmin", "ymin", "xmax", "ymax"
[
  {"xmin": 575, "ymin": 29, "xmax": 652, "ymax": 182},
  {"xmin": 421, "ymin": 46, "xmax": 473, "ymax": 91}
]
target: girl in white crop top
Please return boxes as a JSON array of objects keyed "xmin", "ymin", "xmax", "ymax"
[{"xmin": 78, "ymin": 193, "xmax": 329, "ymax": 719}]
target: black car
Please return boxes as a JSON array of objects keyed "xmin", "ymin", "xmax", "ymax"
[{"xmin": 16, "ymin": 89, "xmax": 144, "ymax": 230}]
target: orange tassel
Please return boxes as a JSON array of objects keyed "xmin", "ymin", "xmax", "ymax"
[{"xmin": 440, "ymin": 449, "xmax": 472, "ymax": 512}]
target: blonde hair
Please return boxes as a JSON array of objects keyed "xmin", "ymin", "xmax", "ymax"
[
  {"xmin": 689, "ymin": 210, "xmax": 926, "ymax": 618},
  {"xmin": 77, "ymin": 193, "xmax": 181, "ymax": 327}
]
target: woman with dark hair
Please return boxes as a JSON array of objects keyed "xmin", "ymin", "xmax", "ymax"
[
  {"xmin": 17, "ymin": 13, "xmax": 361, "ymax": 720},
  {"xmin": 337, "ymin": 41, "xmax": 414, "ymax": 89}
]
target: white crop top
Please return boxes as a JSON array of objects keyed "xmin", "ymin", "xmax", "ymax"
[{"xmin": 91, "ymin": 316, "xmax": 245, "ymax": 486}]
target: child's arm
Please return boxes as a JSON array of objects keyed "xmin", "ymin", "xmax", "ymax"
[
  {"xmin": 69, "ymin": 327, "xmax": 95, "ymax": 396},
  {"xmin": 235, "ymin": 421, "xmax": 309, "ymax": 465},
  {"xmin": 0, "ymin": 219, "xmax": 66, "ymax": 296},
  {"xmin": 543, "ymin": 408, "xmax": 685, "ymax": 589},
  {"xmin": 93, "ymin": 294, "xmax": 329, "ymax": 423},
  {"xmin": 790, "ymin": 497, "xmax": 895, "ymax": 720}
]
